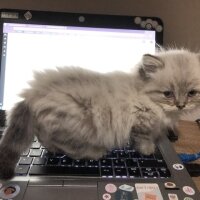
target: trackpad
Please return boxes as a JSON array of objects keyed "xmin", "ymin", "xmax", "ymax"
[{"xmin": 24, "ymin": 182, "xmax": 97, "ymax": 200}]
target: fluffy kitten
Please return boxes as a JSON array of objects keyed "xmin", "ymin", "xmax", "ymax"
[{"xmin": 0, "ymin": 48, "xmax": 200, "ymax": 180}]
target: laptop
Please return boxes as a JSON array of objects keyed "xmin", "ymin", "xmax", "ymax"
[{"xmin": 0, "ymin": 9, "xmax": 199, "ymax": 200}]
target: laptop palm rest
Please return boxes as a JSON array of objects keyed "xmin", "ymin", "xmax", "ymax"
[{"xmin": 24, "ymin": 180, "xmax": 97, "ymax": 200}]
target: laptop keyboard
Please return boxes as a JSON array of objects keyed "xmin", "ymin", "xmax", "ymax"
[{"xmin": 14, "ymin": 138, "xmax": 171, "ymax": 178}]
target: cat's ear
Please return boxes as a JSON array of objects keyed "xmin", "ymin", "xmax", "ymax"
[{"xmin": 139, "ymin": 54, "xmax": 164, "ymax": 80}]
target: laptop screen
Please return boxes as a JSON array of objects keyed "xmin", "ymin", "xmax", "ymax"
[{"xmin": 0, "ymin": 10, "xmax": 163, "ymax": 111}]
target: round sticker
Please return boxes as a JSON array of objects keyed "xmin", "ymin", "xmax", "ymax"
[
  {"xmin": 105, "ymin": 183, "xmax": 117, "ymax": 193},
  {"xmin": 0, "ymin": 184, "xmax": 20, "ymax": 199},
  {"xmin": 164, "ymin": 182, "xmax": 176, "ymax": 189},
  {"xmin": 173, "ymin": 163, "xmax": 184, "ymax": 170},
  {"xmin": 102, "ymin": 193, "xmax": 111, "ymax": 200},
  {"xmin": 184, "ymin": 197, "xmax": 194, "ymax": 200},
  {"xmin": 183, "ymin": 186, "xmax": 195, "ymax": 196}
]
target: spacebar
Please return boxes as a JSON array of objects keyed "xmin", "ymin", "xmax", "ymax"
[{"xmin": 29, "ymin": 166, "xmax": 100, "ymax": 176}]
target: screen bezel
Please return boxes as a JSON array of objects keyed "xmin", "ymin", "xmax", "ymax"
[{"xmin": 0, "ymin": 9, "xmax": 163, "ymax": 115}]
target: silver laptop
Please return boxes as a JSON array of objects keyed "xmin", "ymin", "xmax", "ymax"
[{"xmin": 0, "ymin": 9, "xmax": 199, "ymax": 200}]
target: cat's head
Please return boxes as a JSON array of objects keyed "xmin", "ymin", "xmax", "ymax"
[{"xmin": 138, "ymin": 48, "xmax": 200, "ymax": 115}]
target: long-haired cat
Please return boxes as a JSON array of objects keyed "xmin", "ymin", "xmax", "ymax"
[{"xmin": 0, "ymin": 48, "xmax": 200, "ymax": 180}]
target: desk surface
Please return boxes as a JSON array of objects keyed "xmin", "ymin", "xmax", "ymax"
[{"xmin": 175, "ymin": 120, "xmax": 200, "ymax": 191}]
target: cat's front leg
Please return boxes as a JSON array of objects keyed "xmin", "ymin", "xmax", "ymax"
[
  {"xmin": 130, "ymin": 104, "xmax": 166, "ymax": 155},
  {"xmin": 131, "ymin": 127, "xmax": 156, "ymax": 155}
]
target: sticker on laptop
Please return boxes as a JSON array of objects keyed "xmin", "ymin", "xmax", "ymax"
[
  {"xmin": 173, "ymin": 163, "xmax": 184, "ymax": 170},
  {"xmin": 119, "ymin": 184, "xmax": 134, "ymax": 192},
  {"xmin": 184, "ymin": 197, "xmax": 194, "ymax": 200},
  {"xmin": 115, "ymin": 189, "xmax": 133, "ymax": 200},
  {"xmin": 105, "ymin": 183, "xmax": 117, "ymax": 193},
  {"xmin": 102, "ymin": 193, "xmax": 111, "ymax": 200},
  {"xmin": 182, "ymin": 186, "xmax": 195, "ymax": 196},
  {"xmin": 135, "ymin": 183, "xmax": 163, "ymax": 200},
  {"xmin": 164, "ymin": 182, "xmax": 177, "ymax": 189},
  {"xmin": 168, "ymin": 193, "xmax": 179, "ymax": 200},
  {"xmin": 0, "ymin": 184, "xmax": 20, "ymax": 199}
]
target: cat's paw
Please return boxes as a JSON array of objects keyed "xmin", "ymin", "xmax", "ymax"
[{"xmin": 135, "ymin": 141, "xmax": 155, "ymax": 155}]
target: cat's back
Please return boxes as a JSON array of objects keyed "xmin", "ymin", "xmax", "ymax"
[
  {"xmin": 20, "ymin": 67, "xmax": 135, "ymax": 102},
  {"xmin": 32, "ymin": 67, "xmax": 103, "ymax": 88}
]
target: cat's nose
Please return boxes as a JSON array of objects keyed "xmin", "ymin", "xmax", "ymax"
[{"xmin": 176, "ymin": 104, "xmax": 185, "ymax": 110}]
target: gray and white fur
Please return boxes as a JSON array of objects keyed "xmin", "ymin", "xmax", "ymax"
[{"xmin": 0, "ymin": 48, "xmax": 200, "ymax": 180}]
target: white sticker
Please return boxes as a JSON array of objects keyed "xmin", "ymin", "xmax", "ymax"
[
  {"xmin": 119, "ymin": 184, "xmax": 134, "ymax": 192},
  {"xmin": 0, "ymin": 184, "xmax": 20, "ymax": 199},
  {"xmin": 168, "ymin": 193, "xmax": 179, "ymax": 200},
  {"xmin": 105, "ymin": 183, "xmax": 117, "ymax": 193},
  {"xmin": 102, "ymin": 193, "xmax": 111, "ymax": 200},
  {"xmin": 173, "ymin": 163, "xmax": 184, "ymax": 170},
  {"xmin": 183, "ymin": 186, "xmax": 195, "ymax": 196},
  {"xmin": 135, "ymin": 183, "xmax": 163, "ymax": 200},
  {"xmin": 184, "ymin": 197, "xmax": 194, "ymax": 200},
  {"xmin": 164, "ymin": 182, "xmax": 176, "ymax": 189}
]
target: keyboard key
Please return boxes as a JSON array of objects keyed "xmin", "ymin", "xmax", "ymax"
[
  {"xmin": 100, "ymin": 159, "xmax": 112, "ymax": 167},
  {"xmin": 114, "ymin": 168, "xmax": 127, "ymax": 176},
  {"xmin": 33, "ymin": 158, "xmax": 47, "ymax": 165},
  {"xmin": 61, "ymin": 157, "xmax": 73, "ymax": 166},
  {"xmin": 142, "ymin": 154, "xmax": 155, "ymax": 159},
  {"xmin": 126, "ymin": 159, "xmax": 138, "ymax": 167},
  {"xmin": 142, "ymin": 171, "xmax": 158, "ymax": 178},
  {"xmin": 87, "ymin": 160, "xmax": 99, "ymax": 167},
  {"xmin": 117, "ymin": 151, "xmax": 130, "ymax": 158},
  {"xmin": 29, "ymin": 149, "xmax": 43, "ymax": 157},
  {"xmin": 15, "ymin": 165, "xmax": 30, "ymax": 175},
  {"xmin": 139, "ymin": 159, "xmax": 167, "ymax": 168},
  {"xmin": 129, "ymin": 151, "xmax": 142, "ymax": 159},
  {"xmin": 101, "ymin": 168, "xmax": 113, "ymax": 176},
  {"xmin": 142, "ymin": 167, "xmax": 158, "ymax": 177},
  {"xmin": 42, "ymin": 150, "xmax": 55, "ymax": 157},
  {"xmin": 157, "ymin": 168, "xmax": 171, "ymax": 178},
  {"xmin": 31, "ymin": 142, "xmax": 41, "ymax": 149},
  {"xmin": 128, "ymin": 167, "xmax": 141, "ymax": 177},
  {"xmin": 105, "ymin": 151, "xmax": 118, "ymax": 158},
  {"xmin": 74, "ymin": 159, "xmax": 86, "ymax": 167},
  {"xmin": 47, "ymin": 158, "xmax": 60, "ymax": 165},
  {"xmin": 19, "ymin": 157, "xmax": 33, "ymax": 165},
  {"xmin": 142, "ymin": 167, "xmax": 156, "ymax": 171},
  {"xmin": 29, "ymin": 166, "xmax": 100, "ymax": 176},
  {"xmin": 113, "ymin": 159, "xmax": 125, "ymax": 167}
]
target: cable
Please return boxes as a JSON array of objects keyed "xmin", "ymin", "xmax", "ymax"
[
  {"xmin": 184, "ymin": 163, "xmax": 200, "ymax": 177},
  {"xmin": 178, "ymin": 152, "xmax": 200, "ymax": 163},
  {"xmin": 178, "ymin": 152, "xmax": 200, "ymax": 177}
]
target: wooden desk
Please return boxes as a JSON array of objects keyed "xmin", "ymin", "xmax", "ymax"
[{"xmin": 174, "ymin": 120, "xmax": 200, "ymax": 191}]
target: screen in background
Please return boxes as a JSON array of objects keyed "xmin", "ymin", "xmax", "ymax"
[{"xmin": 0, "ymin": 23, "xmax": 156, "ymax": 111}]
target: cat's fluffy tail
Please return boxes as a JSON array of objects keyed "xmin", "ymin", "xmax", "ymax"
[{"xmin": 0, "ymin": 101, "xmax": 34, "ymax": 180}]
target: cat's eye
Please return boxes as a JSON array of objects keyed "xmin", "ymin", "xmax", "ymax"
[
  {"xmin": 188, "ymin": 90, "xmax": 197, "ymax": 97},
  {"xmin": 163, "ymin": 91, "xmax": 174, "ymax": 98}
]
